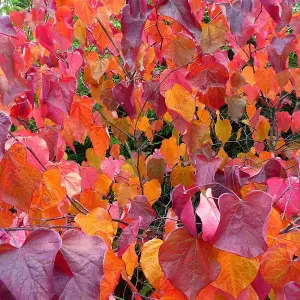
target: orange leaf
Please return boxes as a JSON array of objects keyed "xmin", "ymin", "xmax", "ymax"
[
  {"xmin": 74, "ymin": 0, "xmax": 95, "ymax": 27},
  {"xmin": 94, "ymin": 173, "xmax": 112, "ymax": 196},
  {"xmin": 252, "ymin": 116, "xmax": 270, "ymax": 142},
  {"xmin": 260, "ymin": 244, "xmax": 300, "ymax": 289},
  {"xmin": 170, "ymin": 164, "xmax": 195, "ymax": 187},
  {"xmin": 89, "ymin": 125, "xmax": 110, "ymax": 158},
  {"xmin": 73, "ymin": 19, "xmax": 86, "ymax": 45},
  {"xmin": 212, "ymin": 251, "xmax": 260, "ymax": 297},
  {"xmin": 31, "ymin": 169, "xmax": 66, "ymax": 210},
  {"xmin": 165, "ymin": 84, "xmax": 195, "ymax": 122},
  {"xmin": 144, "ymin": 179, "xmax": 162, "ymax": 205},
  {"xmin": 215, "ymin": 118, "xmax": 232, "ymax": 144},
  {"xmin": 160, "ymin": 137, "xmax": 180, "ymax": 168},
  {"xmin": 0, "ymin": 143, "xmax": 41, "ymax": 212}
]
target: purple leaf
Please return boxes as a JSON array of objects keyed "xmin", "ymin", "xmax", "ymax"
[
  {"xmin": 196, "ymin": 188, "xmax": 220, "ymax": 242},
  {"xmin": 127, "ymin": 196, "xmax": 156, "ymax": 230},
  {"xmin": 172, "ymin": 184, "xmax": 197, "ymax": 236},
  {"xmin": 241, "ymin": 0, "xmax": 253, "ymax": 13},
  {"xmin": 213, "ymin": 191, "xmax": 272, "ymax": 258},
  {"xmin": 223, "ymin": 1, "xmax": 243, "ymax": 35},
  {"xmin": 195, "ymin": 155, "xmax": 222, "ymax": 187},
  {"xmin": 224, "ymin": 165, "xmax": 250, "ymax": 195},
  {"xmin": 113, "ymin": 82, "xmax": 136, "ymax": 118},
  {"xmin": 0, "ymin": 112, "xmax": 11, "ymax": 160},
  {"xmin": 118, "ymin": 219, "xmax": 140, "ymax": 256},
  {"xmin": 0, "ymin": 16, "xmax": 17, "ymax": 38},
  {"xmin": 121, "ymin": 0, "xmax": 153, "ymax": 69},
  {"xmin": 0, "ymin": 229, "xmax": 62, "ymax": 300},
  {"xmin": 59, "ymin": 229, "xmax": 107, "ymax": 300},
  {"xmin": 157, "ymin": 0, "xmax": 202, "ymax": 42},
  {"xmin": 267, "ymin": 36, "xmax": 295, "ymax": 73}
]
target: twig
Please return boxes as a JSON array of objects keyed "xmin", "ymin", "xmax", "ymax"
[{"xmin": 280, "ymin": 216, "xmax": 300, "ymax": 234}]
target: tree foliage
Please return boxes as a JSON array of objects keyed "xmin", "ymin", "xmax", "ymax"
[{"xmin": 0, "ymin": 0, "xmax": 300, "ymax": 299}]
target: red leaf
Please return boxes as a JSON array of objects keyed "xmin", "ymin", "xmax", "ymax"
[
  {"xmin": 0, "ymin": 111, "xmax": 11, "ymax": 160},
  {"xmin": 260, "ymin": 0, "xmax": 281, "ymax": 23},
  {"xmin": 159, "ymin": 227, "xmax": 220, "ymax": 300},
  {"xmin": 275, "ymin": 111, "xmax": 292, "ymax": 132},
  {"xmin": 213, "ymin": 191, "xmax": 272, "ymax": 258},
  {"xmin": 186, "ymin": 60, "xmax": 229, "ymax": 93},
  {"xmin": 157, "ymin": 0, "xmax": 202, "ymax": 42},
  {"xmin": 113, "ymin": 82, "xmax": 136, "ymax": 118},
  {"xmin": 58, "ymin": 229, "xmax": 107, "ymax": 299},
  {"xmin": 196, "ymin": 188, "xmax": 220, "ymax": 242},
  {"xmin": 195, "ymin": 155, "xmax": 222, "ymax": 187},
  {"xmin": 121, "ymin": 0, "xmax": 153, "ymax": 69},
  {"xmin": 0, "ymin": 229, "xmax": 62, "ymax": 300},
  {"xmin": 0, "ymin": 16, "xmax": 17, "ymax": 38},
  {"xmin": 172, "ymin": 184, "xmax": 197, "ymax": 236}
]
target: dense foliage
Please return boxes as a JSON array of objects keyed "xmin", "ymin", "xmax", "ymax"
[{"xmin": 0, "ymin": 0, "xmax": 300, "ymax": 299}]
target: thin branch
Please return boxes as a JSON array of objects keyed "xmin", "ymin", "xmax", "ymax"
[{"xmin": 280, "ymin": 216, "xmax": 300, "ymax": 234}]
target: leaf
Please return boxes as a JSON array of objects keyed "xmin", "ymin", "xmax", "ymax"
[
  {"xmin": 74, "ymin": 0, "xmax": 96, "ymax": 27},
  {"xmin": 165, "ymin": 84, "xmax": 195, "ymax": 122},
  {"xmin": 75, "ymin": 207, "xmax": 114, "ymax": 238},
  {"xmin": 259, "ymin": 0, "xmax": 281, "ymax": 23},
  {"xmin": 284, "ymin": 281, "xmax": 300, "ymax": 300},
  {"xmin": 172, "ymin": 184, "xmax": 197, "ymax": 236},
  {"xmin": 260, "ymin": 244, "xmax": 300, "ymax": 289},
  {"xmin": 170, "ymin": 164, "xmax": 195, "ymax": 187},
  {"xmin": 275, "ymin": 111, "xmax": 291, "ymax": 132},
  {"xmin": 252, "ymin": 115, "xmax": 270, "ymax": 142},
  {"xmin": 143, "ymin": 180, "xmax": 162, "ymax": 206},
  {"xmin": 86, "ymin": 52, "xmax": 109, "ymax": 82},
  {"xmin": 160, "ymin": 137, "xmax": 180, "ymax": 168},
  {"xmin": 0, "ymin": 143, "xmax": 41, "ymax": 212},
  {"xmin": 159, "ymin": 227, "xmax": 220, "ymax": 300},
  {"xmin": 121, "ymin": 0, "xmax": 153, "ymax": 69},
  {"xmin": 118, "ymin": 220, "xmax": 140, "ymax": 256},
  {"xmin": 157, "ymin": 0, "xmax": 202, "ymax": 42},
  {"xmin": 267, "ymin": 177, "xmax": 300, "ymax": 217},
  {"xmin": 212, "ymin": 251, "xmax": 260, "ymax": 297},
  {"xmin": 196, "ymin": 188, "xmax": 220, "ymax": 242},
  {"xmin": 147, "ymin": 157, "xmax": 166, "ymax": 184},
  {"xmin": 70, "ymin": 95, "xmax": 94, "ymax": 129},
  {"xmin": 140, "ymin": 239, "xmax": 164, "ymax": 290},
  {"xmin": 58, "ymin": 229, "xmax": 107, "ymax": 299},
  {"xmin": 0, "ymin": 16, "xmax": 17, "ymax": 37},
  {"xmin": 215, "ymin": 118, "xmax": 232, "ymax": 144},
  {"xmin": 122, "ymin": 243, "xmax": 138, "ymax": 278},
  {"xmin": 200, "ymin": 20, "xmax": 226, "ymax": 53},
  {"xmin": 223, "ymin": 1, "xmax": 243, "ymax": 35},
  {"xmin": 31, "ymin": 169, "xmax": 66, "ymax": 210},
  {"xmin": 0, "ymin": 111, "xmax": 11, "ymax": 160},
  {"xmin": 127, "ymin": 195, "xmax": 156, "ymax": 230},
  {"xmin": 254, "ymin": 68, "xmax": 275, "ymax": 95},
  {"xmin": 89, "ymin": 125, "xmax": 110, "ymax": 158},
  {"xmin": 226, "ymin": 96, "xmax": 246, "ymax": 122},
  {"xmin": 213, "ymin": 191, "xmax": 273, "ymax": 258},
  {"xmin": 0, "ymin": 229, "xmax": 62, "ymax": 300},
  {"xmin": 195, "ymin": 155, "xmax": 222, "ymax": 187}
]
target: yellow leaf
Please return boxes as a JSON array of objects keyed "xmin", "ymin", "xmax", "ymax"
[
  {"xmin": 86, "ymin": 148, "xmax": 101, "ymax": 169},
  {"xmin": 144, "ymin": 179, "xmax": 162, "ymax": 205},
  {"xmin": 165, "ymin": 84, "xmax": 195, "ymax": 122},
  {"xmin": 75, "ymin": 207, "xmax": 114, "ymax": 238},
  {"xmin": 73, "ymin": 19, "xmax": 86, "ymax": 45},
  {"xmin": 215, "ymin": 119, "xmax": 232, "ymax": 144},
  {"xmin": 170, "ymin": 165, "xmax": 195, "ymax": 187},
  {"xmin": 212, "ymin": 251, "xmax": 260, "ymax": 297},
  {"xmin": 122, "ymin": 243, "xmax": 138, "ymax": 278},
  {"xmin": 140, "ymin": 238, "xmax": 164, "ymax": 290}
]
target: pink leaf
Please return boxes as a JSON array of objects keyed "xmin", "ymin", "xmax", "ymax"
[
  {"xmin": 275, "ymin": 111, "xmax": 291, "ymax": 132},
  {"xmin": 284, "ymin": 281, "xmax": 300, "ymax": 300},
  {"xmin": 196, "ymin": 188, "xmax": 220, "ymax": 242},
  {"xmin": 260, "ymin": 0, "xmax": 282, "ymax": 23},
  {"xmin": 118, "ymin": 219, "xmax": 140, "ymax": 256},
  {"xmin": 58, "ymin": 229, "xmax": 107, "ymax": 299},
  {"xmin": 172, "ymin": 184, "xmax": 197, "ymax": 236},
  {"xmin": 0, "ymin": 16, "xmax": 17, "ymax": 38},
  {"xmin": 0, "ymin": 229, "xmax": 62, "ymax": 300},
  {"xmin": 0, "ymin": 112, "xmax": 11, "ymax": 160},
  {"xmin": 213, "ymin": 191, "xmax": 272, "ymax": 258}
]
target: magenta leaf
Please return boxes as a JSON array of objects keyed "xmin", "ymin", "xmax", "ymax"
[
  {"xmin": 195, "ymin": 155, "xmax": 222, "ymax": 187},
  {"xmin": 159, "ymin": 227, "xmax": 220, "ymax": 300},
  {"xmin": 121, "ymin": 0, "xmax": 153, "ymax": 69},
  {"xmin": 118, "ymin": 219, "xmax": 140, "ymax": 256},
  {"xmin": 58, "ymin": 229, "xmax": 107, "ymax": 300},
  {"xmin": 251, "ymin": 272, "xmax": 271, "ymax": 300},
  {"xmin": 157, "ymin": 0, "xmax": 202, "ymax": 42},
  {"xmin": 224, "ymin": 165, "xmax": 250, "ymax": 195},
  {"xmin": 113, "ymin": 82, "xmax": 136, "ymax": 118},
  {"xmin": 284, "ymin": 281, "xmax": 300, "ymax": 300},
  {"xmin": 260, "ymin": 0, "xmax": 281, "ymax": 23},
  {"xmin": 213, "ymin": 191, "xmax": 272, "ymax": 258},
  {"xmin": 172, "ymin": 184, "xmax": 197, "ymax": 236},
  {"xmin": 0, "ymin": 16, "xmax": 17, "ymax": 38},
  {"xmin": 196, "ymin": 188, "xmax": 220, "ymax": 242},
  {"xmin": 36, "ymin": 24, "xmax": 56, "ymax": 54},
  {"xmin": 0, "ymin": 229, "xmax": 62, "ymax": 300},
  {"xmin": 0, "ymin": 111, "xmax": 11, "ymax": 160},
  {"xmin": 127, "ymin": 196, "xmax": 156, "ymax": 230}
]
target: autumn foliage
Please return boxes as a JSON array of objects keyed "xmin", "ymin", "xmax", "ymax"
[{"xmin": 1, "ymin": 0, "xmax": 300, "ymax": 299}]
